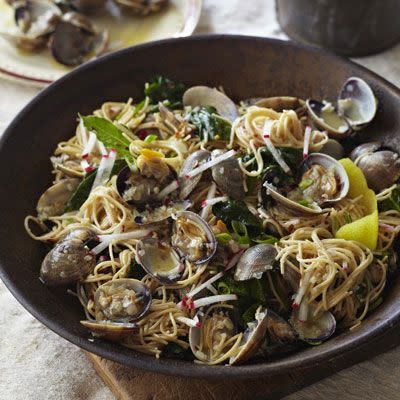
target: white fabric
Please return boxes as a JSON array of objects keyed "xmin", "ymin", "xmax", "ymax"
[{"xmin": 2, "ymin": 1, "xmax": 400, "ymax": 399}]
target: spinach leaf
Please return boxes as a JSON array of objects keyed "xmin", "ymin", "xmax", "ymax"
[
  {"xmin": 252, "ymin": 233, "xmax": 278, "ymax": 244},
  {"xmin": 212, "ymin": 200, "xmax": 262, "ymax": 237},
  {"xmin": 261, "ymin": 147, "xmax": 303, "ymax": 171},
  {"xmin": 127, "ymin": 261, "xmax": 146, "ymax": 280},
  {"xmin": 65, "ymin": 159, "xmax": 126, "ymax": 212},
  {"xmin": 81, "ymin": 116, "xmax": 132, "ymax": 160},
  {"xmin": 160, "ymin": 342, "xmax": 193, "ymax": 361},
  {"xmin": 379, "ymin": 187, "xmax": 400, "ymax": 212},
  {"xmin": 188, "ymin": 106, "xmax": 232, "ymax": 141},
  {"xmin": 144, "ymin": 75, "xmax": 186, "ymax": 105}
]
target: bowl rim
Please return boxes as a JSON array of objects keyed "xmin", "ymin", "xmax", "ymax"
[{"xmin": 1, "ymin": 34, "xmax": 400, "ymax": 379}]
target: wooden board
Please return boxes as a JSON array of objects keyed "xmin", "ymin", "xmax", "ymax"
[{"xmin": 85, "ymin": 324, "xmax": 400, "ymax": 400}]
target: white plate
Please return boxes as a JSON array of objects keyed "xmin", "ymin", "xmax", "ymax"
[{"xmin": 0, "ymin": 0, "xmax": 201, "ymax": 87}]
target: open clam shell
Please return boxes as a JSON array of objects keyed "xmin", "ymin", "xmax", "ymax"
[
  {"xmin": 114, "ymin": 0, "xmax": 168, "ymax": 16},
  {"xmin": 0, "ymin": 0, "xmax": 61, "ymax": 52},
  {"xmin": 290, "ymin": 304, "xmax": 336, "ymax": 344},
  {"xmin": 306, "ymin": 99, "xmax": 350, "ymax": 138},
  {"xmin": 171, "ymin": 211, "xmax": 217, "ymax": 265},
  {"xmin": 136, "ymin": 238, "xmax": 185, "ymax": 284},
  {"xmin": 36, "ymin": 178, "xmax": 80, "ymax": 219},
  {"xmin": 80, "ymin": 320, "xmax": 138, "ymax": 341},
  {"xmin": 338, "ymin": 77, "xmax": 377, "ymax": 131},
  {"xmin": 94, "ymin": 278, "xmax": 152, "ymax": 323},
  {"xmin": 183, "ymin": 86, "xmax": 239, "ymax": 122},
  {"xmin": 229, "ymin": 306, "xmax": 269, "ymax": 365},
  {"xmin": 179, "ymin": 150, "xmax": 211, "ymax": 200},
  {"xmin": 254, "ymin": 96, "xmax": 304, "ymax": 112}
]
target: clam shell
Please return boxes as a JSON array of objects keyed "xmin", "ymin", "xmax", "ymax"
[
  {"xmin": 183, "ymin": 86, "xmax": 238, "ymax": 122},
  {"xmin": 80, "ymin": 320, "xmax": 138, "ymax": 341}
]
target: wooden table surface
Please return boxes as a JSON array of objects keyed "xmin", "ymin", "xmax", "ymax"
[{"xmin": 2, "ymin": 2, "xmax": 400, "ymax": 399}]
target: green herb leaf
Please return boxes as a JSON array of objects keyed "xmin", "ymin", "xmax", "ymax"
[
  {"xmin": 81, "ymin": 116, "xmax": 132, "ymax": 160},
  {"xmin": 188, "ymin": 106, "xmax": 232, "ymax": 141},
  {"xmin": 65, "ymin": 159, "xmax": 127, "ymax": 212},
  {"xmin": 212, "ymin": 200, "xmax": 262, "ymax": 237},
  {"xmin": 242, "ymin": 303, "xmax": 261, "ymax": 324},
  {"xmin": 160, "ymin": 342, "xmax": 193, "ymax": 361},
  {"xmin": 231, "ymin": 220, "xmax": 251, "ymax": 245},
  {"xmin": 344, "ymin": 212, "xmax": 353, "ymax": 224},
  {"xmin": 252, "ymin": 234, "xmax": 278, "ymax": 244},
  {"xmin": 144, "ymin": 134, "xmax": 158, "ymax": 143},
  {"xmin": 378, "ymin": 187, "xmax": 400, "ymax": 212},
  {"xmin": 215, "ymin": 232, "xmax": 233, "ymax": 245},
  {"xmin": 297, "ymin": 199, "xmax": 311, "ymax": 208},
  {"xmin": 127, "ymin": 261, "xmax": 146, "ymax": 280},
  {"xmin": 299, "ymin": 178, "xmax": 314, "ymax": 190},
  {"xmin": 144, "ymin": 75, "xmax": 186, "ymax": 105}
]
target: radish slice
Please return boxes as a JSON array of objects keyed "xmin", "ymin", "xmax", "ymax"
[
  {"xmin": 263, "ymin": 120, "xmax": 291, "ymax": 174},
  {"xmin": 190, "ymin": 294, "xmax": 237, "ymax": 309},
  {"xmin": 177, "ymin": 316, "xmax": 202, "ymax": 328},
  {"xmin": 185, "ymin": 150, "xmax": 236, "ymax": 179},
  {"xmin": 200, "ymin": 182, "xmax": 217, "ymax": 220},
  {"xmin": 82, "ymin": 132, "xmax": 97, "ymax": 159},
  {"xmin": 80, "ymin": 159, "xmax": 93, "ymax": 173},
  {"xmin": 92, "ymin": 229, "xmax": 153, "ymax": 255},
  {"xmin": 298, "ymin": 300, "xmax": 309, "ymax": 322},
  {"xmin": 97, "ymin": 141, "xmax": 108, "ymax": 157},
  {"xmin": 201, "ymin": 196, "xmax": 228, "ymax": 208},
  {"xmin": 157, "ymin": 179, "xmax": 180, "ymax": 199},
  {"xmin": 292, "ymin": 271, "xmax": 311, "ymax": 308},
  {"xmin": 91, "ymin": 149, "xmax": 117, "ymax": 191},
  {"xmin": 303, "ymin": 126, "xmax": 311, "ymax": 159},
  {"xmin": 178, "ymin": 271, "xmax": 224, "ymax": 308}
]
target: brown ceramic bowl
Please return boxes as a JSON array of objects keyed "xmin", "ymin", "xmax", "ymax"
[{"xmin": 0, "ymin": 35, "xmax": 399, "ymax": 379}]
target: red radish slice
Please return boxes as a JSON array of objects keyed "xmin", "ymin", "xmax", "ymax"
[
  {"xmin": 157, "ymin": 180, "xmax": 180, "ymax": 200},
  {"xmin": 201, "ymin": 196, "xmax": 228, "ymax": 208},
  {"xmin": 303, "ymin": 126, "xmax": 311, "ymax": 159},
  {"xmin": 91, "ymin": 149, "xmax": 117, "ymax": 191},
  {"xmin": 190, "ymin": 294, "xmax": 237, "ymax": 309},
  {"xmin": 200, "ymin": 182, "xmax": 217, "ymax": 219},
  {"xmin": 82, "ymin": 132, "xmax": 97, "ymax": 159},
  {"xmin": 80, "ymin": 159, "xmax": 93, "ymax": 173},
  {"xmin": 177, "ymin": 316, "xmax": 202, "ymax": 328}
]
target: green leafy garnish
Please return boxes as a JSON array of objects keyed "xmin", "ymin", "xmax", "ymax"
[
  {"xmin": 379, "ymin": 187, "xmax": 400, "ymax": 212},
  {"xmin": 65, "ymin": 159, "xmax": 127, "ymax": 212},
  {"xmin": 188, "ymin": 106, "xmax": 232, "ymax": 141},
  {"xmin": 127, "ymin": 261, "xmax": 146, "ymax": 280},
  {"xmin": 144, "ymin": 75, "xmax": 186, "ymax": 105},
  {"xmin": 298, "ymin": 178, "xmax": 314, "ymax": 190},
  {"xmin": 212, "ymin": 200, "xmax": 262, "ymax": 237},
  {"xmin": 242, "ymin": 303, "xmax": 262, "ymax": 324},
  {"xmin": 231, "ymin": 221, "xmax": 251, "ymax": 245},
  {"xmin": 215, "ymin": 232, "xmax": 233, "ymax": 245},
  {"xmin": 144, "ymin": 134, "xmax": 158, "ymax": 143},
  {"xmin": 160, "ymin": 342, "xmax": 193, "ymax": 361},
  {"xmin": 252, "ymin": 233, "xmax": 278, "ymax": 244},
  {"xmin": 297, "ymin": 199, "xmax": 311, "ymax": 208},
  {"xmin": 81, "ymin": 116, "xmax": 133, "ymax": 161}
]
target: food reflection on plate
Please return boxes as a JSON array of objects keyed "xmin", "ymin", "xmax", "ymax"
[
  {"xmin": 0, "ymin": 0, "xmax": 183, "ymax": 67},
  {"xmin": 24, "ymin": 75, "xmax": 400, "ymax": 365}
]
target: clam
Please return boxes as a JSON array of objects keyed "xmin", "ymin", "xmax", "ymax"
[
  {"xmin": 80, "ymin": 278, "xmax": 151, "ymax": 340},
  {"xmin": 234, "ymin": 244, "xmax": 277, "ymax": 281},
  {"xmin": 40, "ymin": 228, "xmax": 96, "ymax": 286},
  {"xmin": 179, "ymin": 150, "xmax": 211, "ymax": 200},
  {"xmin": 189, "ymin": 306, "xmax": 238, "ymax": 364},
  {"xmin": 211, "ymin": 150, "xmax": 245, "ymax": 200},
  {"xmin": 350, "ymin": 142, "xmax": 400, "ymax": 192},
  {"xmin": 50, "ymin": 11, "xmax": 108, "ymax": 66},
  {"xmin": 94, "ymin": 278, "xmax": 151, "ymax": 322},
  {"xmin": 258, "ymin": 310, "xmax": 297, "ymax": 356},
  {"xmin": 306, "ymin": 77, "xmax": 376, "ymax": 137},
  {"xmin": 306, "ymin": 99, "xmax": 350, "ymax": 137},
  {"xmin": 183, "ymin": 86, "xmax": 239, "ymax": 122},
  {"xmin": 55, "ymin": 0, "xmax": 106, "ymax": 14},
  {"xmin": 263, "ymin": 153, "xmax": 349, "ymax": 215},
  {"xmin": 80, "ymin": 320, "xmax": 138, "ymax": 341},
  {"xmin": 229, "ymin": 306, "xmax": 269, "ymax": 365},
  {"xmin": 0, "ymin": 0, "xmax": 61, "ymax": 52},
  {"xmin": 114, "ymin": 0, "xmax": 168, "ymax": 16},
  {"xmin": 136, "ymin": 238, "xmax": 185, "ymax": 284},
  {"xmin": 338, "ymin": 77, "xmax": 377, "ymax": 131},
  {"xmin": 171, "ymin": 211, "xmax": 217, "ymax": 264},
  {"xmin": 254, "ymin": 96, "xmax": 304, "ymax": 112},
  {"xmin": 290, "ymin": 304, "xmax": 336, "ymax": 343},
  {"xmin": 319, "ymin": 138, "xmax": 345, "ymax": 160},
  {"xmin": 36, "ymin": 178, "xmax": 80, "ymax": 219}
]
